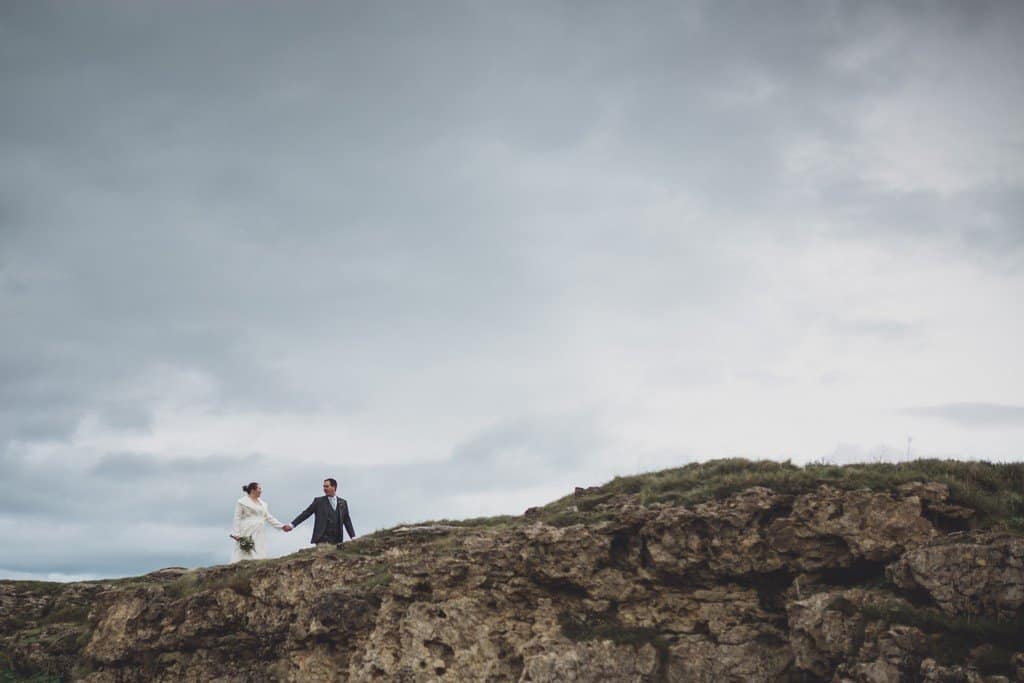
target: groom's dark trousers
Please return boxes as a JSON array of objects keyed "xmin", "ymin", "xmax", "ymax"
[{"xmin": 292, "ymin": 496, "xmax": 355, "ymax": 544}]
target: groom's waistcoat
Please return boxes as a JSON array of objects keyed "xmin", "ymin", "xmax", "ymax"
[
  {"xmin": 320, "ymin": 500, "xmax": 342, "ymax": 540},
  {"xmin": 292, "ymin": 495, "xmax": 355, "ymax": 544}
]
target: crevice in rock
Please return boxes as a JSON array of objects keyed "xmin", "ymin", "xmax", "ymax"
[
  {"xmin": 423, "ymin": 639, "xmax": 454, "ymax": 674},
  {"xmin": 729, "ymin": 569, "xmax": 796, "ymax": 613},
  {"xmin": 654, "ymin": 570, "xmax": 694, "ymax": 591},
  {"xmin": 534, "ymin": 578, "xmax": 589, "ymax": 599},
  {"xmin": 757, "ymin": 498, "xmax": 795, "ymax": 526},
  {"xmin": 929, "ymin": 511, "xmax": 973, "ymax": 534},
  {"xmin": 816, "ymin": 559, "xmax": 887, "ymax": 588},
  {"xmin": 558, "ymin": 609, "xmax": 672, "ymax": 667},
  {"xmin": 410, "ymin": 580, "xmax": 433, "ymax": 597},
  {"xmin": 778, "ymin": 663, "xmax": 831, "ymax": 683},
  {"xmin": 608, "ymin": 531, "xmax": 634, "ymax": 569},
  {"xmin": 640, "ymin": 535, "xmax": 654, "ymax": 569},
  {"xmin": 654, "ymin": 636, "xmax": 672, "ymax": 683},
  {"xmin": 894, "ymin": 581, "xmax": 937, "ymax": 609},
  {"xmin": 507, "ymin": 654, "xmax": 525, "ymax": 679},
  {"xmin": 755, "ymin": 631, "xmax": 788, "ymax": 646}
]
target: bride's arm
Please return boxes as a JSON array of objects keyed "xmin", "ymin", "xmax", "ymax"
[
  {"xmin": 264, "ymin": 503, "xmax": 286, "ymax": 530},
  {"xmin": 232, "ymin": 502, "xmax": 243, "ymax": 537}
]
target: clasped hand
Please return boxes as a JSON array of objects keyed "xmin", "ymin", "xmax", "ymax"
[{"xmin": 230, "ymin": 524, "xmax": 290, "ymax": 539}]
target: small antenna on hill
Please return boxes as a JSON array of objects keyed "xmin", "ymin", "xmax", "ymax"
[{"xmin": 906, "ymin": 436, "xmax": 912, "ymax": 460}]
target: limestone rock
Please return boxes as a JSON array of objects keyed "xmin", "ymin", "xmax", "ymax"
[
  {"xmin": 887, "ymin": 532, "xmax": 1024, "ymax": 619},
  {"xmin": 1, "ymin": 477, "xmax": 1020, "ymax": 682}
]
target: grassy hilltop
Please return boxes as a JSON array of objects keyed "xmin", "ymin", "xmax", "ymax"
[{"xmin": 2, "ymin": 458, "xmax": 1023, "ymax": 682}]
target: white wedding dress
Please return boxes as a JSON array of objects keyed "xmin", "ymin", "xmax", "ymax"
[{"xmin": 231, "ymin": 496, "xmax": 286, "ymax": 563}]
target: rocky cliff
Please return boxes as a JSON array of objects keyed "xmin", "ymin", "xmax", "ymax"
[{"xmin": 2, "ymin": 459, "xmax": 1023, "ymax": 682}]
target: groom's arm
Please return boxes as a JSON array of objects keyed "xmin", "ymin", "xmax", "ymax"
[
  {"xmin": 341, "ymin": 502, "xmax": 356, "ymax": 539},
  {"xmin": 291, "ymin": 499, "xmax": 317, "ymax": 527}
]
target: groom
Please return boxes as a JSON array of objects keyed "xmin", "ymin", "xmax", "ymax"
[{"xmin": 291, "ymin": 478, "xmax": 356, "ymax": 546}]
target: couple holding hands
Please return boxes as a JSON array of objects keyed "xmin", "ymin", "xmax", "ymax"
[{"xmin": 229, "ymin": 477, "xmax": 356, "ymax": 563}]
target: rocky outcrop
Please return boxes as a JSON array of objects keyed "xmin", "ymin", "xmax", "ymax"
[
  {"xmin": 888, "ymin": 532, "xmax": 1024, "ymax": 619},
  {"xmin": 2, "ymin": 479, "xmax": 1022, "ymax": 682}
]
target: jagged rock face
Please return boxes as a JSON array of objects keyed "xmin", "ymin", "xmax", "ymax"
[
  {"xmin": 2, "ymin": 482, "xmax": 1022, "ymax": 682},
  {"xmin": 888, "ymin": 533, "xmax": 1024, "ymax": 620},
  {"xmin": 788, "ymin": 588, "xmax": 933, "ymax": 682}
]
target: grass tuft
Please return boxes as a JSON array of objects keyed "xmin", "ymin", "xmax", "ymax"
[
  {"xmin": 353, "ymin": 565, "xmax": 393, "ymax": 592},
  {"xmin": 860, "ymin": 601, "xmax": 1024, "ymax": 676},
  {"xmin": 164, "ymin": 565, "xmax": 256, "ymax": 600},
  {"xmin": 540, "ymin": 458, "xmax": 1024, "ymax": 530}
]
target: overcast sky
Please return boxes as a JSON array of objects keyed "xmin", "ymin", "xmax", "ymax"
[{"xmin": 2, "ymin": 1, "xmax": 1022, "ymax": 580}]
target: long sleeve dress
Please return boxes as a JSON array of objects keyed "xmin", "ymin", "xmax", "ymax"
[{"xmin": 230, "ymin": 496, "xmax": 286, "ymax": 563}]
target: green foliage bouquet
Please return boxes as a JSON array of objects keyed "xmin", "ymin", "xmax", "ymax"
[{"xmin": 237, "ymin": 536, "xmax": 255, "ymax": 553}]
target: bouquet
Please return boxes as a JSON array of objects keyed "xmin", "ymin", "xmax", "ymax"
[{"xmin": 236, "ymin": 535, "xmax": 255, "ymax": 553}]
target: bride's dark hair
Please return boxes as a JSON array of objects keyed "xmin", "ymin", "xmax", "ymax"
[{"xmin": 242, "ymin": 482, "xmax": 259, "ymax": 494}]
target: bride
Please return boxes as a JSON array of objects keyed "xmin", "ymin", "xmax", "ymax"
[{"xmin": 230, "ymin": 482, "xmax": 292, "ymax": 562}]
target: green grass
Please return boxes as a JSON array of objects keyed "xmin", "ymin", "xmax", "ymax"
[
  {"xmin": 7, "ymin": 459, "xmax": 1017, "ymax": 596},
  {"xmin": 353, "ymin": 565, "xmax": 393, "ymax": 592},
  {"xmin": 14, "ymin": 629, "xmax": 41, "ymax": 645},
  {"xmin": 324, "ymin": 459, "xmax": 1024, "ymax": 533},
  {"xmin": 163, "ymin": 565, "xmax": 256, "ymax": 600},
  {"xmin": 0, "ymin": 672, "xmax": 64, "ymax": 683},
  {"xmin": 539, "ymin": 458, "xmax": 1024, "ymax": 529},
  {"xmin": 38, "ymin": 603, "xmax": 89, "ymax": 626},
  {"xmin": 162, "ymin": 573, "xmax": 198, "ymax": 599},
  {"xmin": 214, "ymin": 569, "xmax": 256, "ymax": 597},
  {"xmin": 0, "ymin": 650, "xmax": 63, "ymax": 683},
  {"xmin": 0, "ymin": 582, "xmax": 64, "ymax": 596},
  {"xmin": 334, "ymin": 517, "xmax": 517, "ymax": 558},
  {"xmin": 432, "ymin": 515, "xmax": 519, "ymax": 528},
  {"xmin": 859, "ymin": 601, "xmax": 1024, "ymax": 676}
]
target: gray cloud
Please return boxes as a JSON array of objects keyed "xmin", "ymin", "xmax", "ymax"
[
  {"xmin": 0, "ymin": 413, "xmax": 620, "ymax": 576},
  {"xmin": 826, "ymin": 318, "xmax": 918, "ymax": 341},
  {"xmin": 90, "ymin": 452, "xmax": 268, "ymax": 480},
  {"xmin": 903, "ymin": 403, "xmax": 1024, "ymax": 428},
  {"xmin": 2, "ymin": 0, "xmax": 1023, "ymax": 578}
]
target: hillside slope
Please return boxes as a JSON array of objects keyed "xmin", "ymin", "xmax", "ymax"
[{"xmin": 2, "ymin": 459, "xmax": 1023, "ymax": 682}]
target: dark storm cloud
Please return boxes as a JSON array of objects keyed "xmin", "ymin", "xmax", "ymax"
[{"xmin": 903, "ymin": 403, "xmax": 1024, "ymax": 428}]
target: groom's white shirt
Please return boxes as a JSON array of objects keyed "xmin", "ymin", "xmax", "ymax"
[{"xmin": 328, "ymin": 495, "xmax": 338, "ymax": 510}]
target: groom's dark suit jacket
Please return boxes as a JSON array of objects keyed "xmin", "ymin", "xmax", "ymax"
[{"xmin": 292, "ymin": 496, "xmax": 356, "ymax": 544}]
